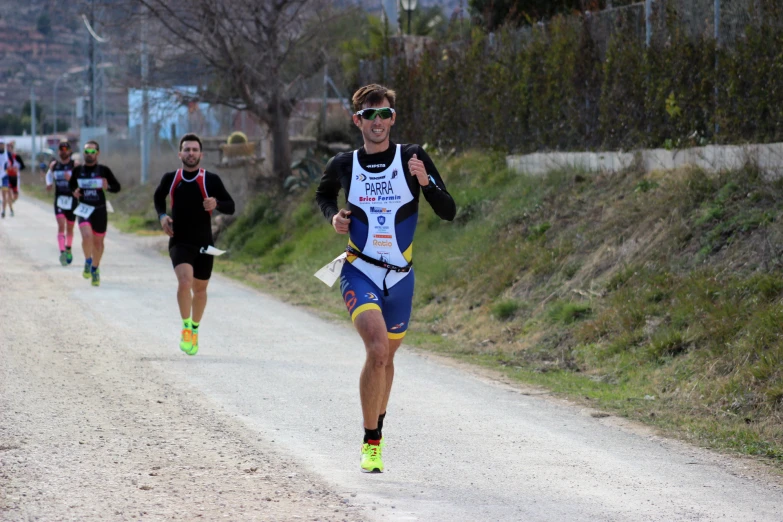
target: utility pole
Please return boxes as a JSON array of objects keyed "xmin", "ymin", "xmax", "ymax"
[
  {"xmin": 140, "ymin": 6, "xmax": 150, "ymax": 185},
  {"xmin": 31, "ymin": 88, "xmax": 37, "ymax": 175},
  {"xmin": 89, "ymin": 0, "xmax": 97, "ymax": 127},
  {"xmin": 714, "ymin": 0, "xmax": 720, "ymax": 138},
  {"xmin": 645, "ymin": 0, "xmax": 652, "ymax": 48}
]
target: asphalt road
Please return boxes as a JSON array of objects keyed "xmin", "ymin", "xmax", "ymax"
[{"xmin": 1, "ymin": 197, "xmax": 782, "ymax": 521}]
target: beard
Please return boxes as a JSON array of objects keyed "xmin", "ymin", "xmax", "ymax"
[{"xmin": 182, "ymin": 156, "xmax": 200, "ymax": 168}]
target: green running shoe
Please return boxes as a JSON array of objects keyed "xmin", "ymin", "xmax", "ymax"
[
  {"xmin": 59, "ymin": 251, "xmax": 67, "ymax": 266},
  {"xmin": 180, "ymin": 328, "xmax": 193, "ymax": 353},
  {"xmin": 91, "ymin": 267, "xmax": 100, "ymax": 287},
  {"xmin": 186, "ymin": 331, "xmax": 199, "ymax": 356},
  {"xmin": 65, "ymin": 250, "xmax": 73, "ymax": 264},
  {"xmin": 82, "ymin": 261, "xmax": 91, "ymax": 279},
  {"xmin": 360, "ymin": 443, "xmax": 384, "ymax": 473}
]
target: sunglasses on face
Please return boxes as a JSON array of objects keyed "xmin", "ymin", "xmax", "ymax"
[
  {"xmin": 355, "ymin": 107, "xmax": 395, "ymax": 120},
  {"xmin": 59, "ymin": 145, "xmax": 71, "ymax": 151},
  {"xmin": 83, "ymin": 148, "xmax": 98, "ymax": 155}
]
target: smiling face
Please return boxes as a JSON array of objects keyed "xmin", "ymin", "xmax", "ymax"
[
  {"xmin": 353, "ymin": 100, "xmax": 395, "ymax": 154},
  {"xmin": 178, "ymin": 140, "xmax": 202, "ymax": 169}
]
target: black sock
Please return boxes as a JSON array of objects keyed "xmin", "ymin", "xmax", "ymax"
[
  {"xmin": 363, "ymin": 428, "xmax": 381, "ymax": 443},
  {"xmin": 377, "ymin": 412, "xmax": 386, "ymax": 437}
]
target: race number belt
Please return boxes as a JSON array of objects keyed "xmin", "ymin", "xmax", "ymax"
[{"xmin": 345, "ymin": 245, "xmax": 412, "ymax": 296}]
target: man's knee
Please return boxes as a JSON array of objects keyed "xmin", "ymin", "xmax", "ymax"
[{"xmin": 366, "ymin": 336, "xmax": 390, "ymax": 367}]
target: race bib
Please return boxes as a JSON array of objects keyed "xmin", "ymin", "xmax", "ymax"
[
  {"xmin": 56, "ymin": 195, "xmax": 73, "ymax": 210},
  {"xmin": 77, "ymin": 178, "xmax": 103, "ymax": 189},
  {"xmin": 73, "ymin": 203, "xmax": 95, "ymax": 218},
  {"xmin": 199, "ymin": 246, "xmax": 226, "ymax": 256},
  {"xmin": 314, "ymin": 252, "xmax": 347, "ymax": 287}
]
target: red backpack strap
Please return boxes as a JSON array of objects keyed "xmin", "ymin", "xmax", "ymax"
[
  {"xmin": 197, "ymin": 169, "xmax": 212, "ymax": 215},
  {"xmin": 168, "ymin": 169, "xmax": 183, "ymax": 210}
]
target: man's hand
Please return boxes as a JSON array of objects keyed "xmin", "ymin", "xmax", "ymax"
[
  {"xmin": 160, "ymin": 215, "xmax": 174, "ymax": 237},
  {"xmin": 73, "ymin": 188, "xmax": 82, "ymax": 199},
  {"xmin": 101, "ymin": 177, "xmax": 108, "ymax": 189},
  {"xmin": 332, "ymin": 208, "xmax": 351, "ymax": 234},
  {"xmin": 408, "ymin": 154, "xmax": 429, "ymax": 186},
  {"xmin": 203, "ymin": 197, "xmax": 217, "ymax": 211}
]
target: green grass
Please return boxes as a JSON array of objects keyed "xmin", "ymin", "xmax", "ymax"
[{"xmin": 117, "ymin": 150, "xmax": 783, "ymax": 469}]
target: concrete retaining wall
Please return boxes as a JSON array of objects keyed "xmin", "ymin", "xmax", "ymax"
[{"xmin": 506, "ymin": 143, "xmax": 783, "ymax": 177}]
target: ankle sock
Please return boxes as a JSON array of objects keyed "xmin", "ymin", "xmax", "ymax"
[
  {"xmin": 191, "ymin": 321, "xmax": 200, "ymax": 331},
  {"xmin": 183, "ymin": 318, "xmax": 192, "ymax": 330},
  {"xmin": 364, "ymin": 428, "xmax": 381, "ymax": 443}
]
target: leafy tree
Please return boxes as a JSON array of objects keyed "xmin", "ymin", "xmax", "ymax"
[{"xmin": 469, "ymin": 0, "xmax": 594, "ymax": 30}]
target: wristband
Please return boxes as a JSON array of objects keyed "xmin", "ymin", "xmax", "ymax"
[{"xmin": 159, "ymin": 213, "xmax": 168, "ymax": 221}]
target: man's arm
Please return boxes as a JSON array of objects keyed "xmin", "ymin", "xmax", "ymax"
[
  {"xmin": 207, "ymin": 174, "xmax": 235, "ymax": 215},
  {"xmin": 315, "ymin": 155, "xmax": 343, "ymax": 224},
  {"xmin": 102, "ymin": 166, "xmax": 121, "ymax": 193},
  {"xmin": 411, "ymin": 146, "xmax": 456, "ymax": 221},
  {"xmin": 68, "ymin": 166, "xmax": 79, "ymax": 192},
  {"xmin": 45, "ymin": 161, "xmax": 55, "ymax": 188},
  {"xmin": 153, "ymin": 172, "xmax": 174, "ymax": 217},
  {"xmin": 16, "ymin": 156, "xmax": 25, "ymax": 170}
]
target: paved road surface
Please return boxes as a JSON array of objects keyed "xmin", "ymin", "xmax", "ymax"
[{"xmin": 1, "ymin": 197, "xmax": 782, "ymax": 521}]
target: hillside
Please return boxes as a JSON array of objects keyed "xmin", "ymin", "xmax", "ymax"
[{"xmin": 208, "ymin": 151, "xmax": 783, "ymax": 465}]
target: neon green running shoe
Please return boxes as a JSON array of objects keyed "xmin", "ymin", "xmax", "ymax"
[
  {"xmin": 59, "ymin": 251, "xmax": 68, "ymax": 266},
  {"xmin": 360, "ymin": 443, "xmax": 384, "ymax": 473},
  {"xmin": 179, "ymin": 328, "xmax": 193, "ymax": 353},
  {"xmin": 91, "ymin": 267, "xmax": 100, "ymax": 287},
  {"xmin": 82, "ymin": 261, "xmax": 91, "ymax": 279},
  {"xmin": 65, "ymin": 250, "xmax": 73, "ymax": 264},
  {"xmin": 186, "ymin": 331, "xmax": 199, "ymax": 356}
]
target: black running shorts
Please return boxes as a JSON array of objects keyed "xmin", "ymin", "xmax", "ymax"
[
  {"xmin": 77, "ymin": 206, "xmax": 108, "ymax": 235},
  {"xmin": 169, "ymin": 243, "xmax": 214, "ymax": 280}
]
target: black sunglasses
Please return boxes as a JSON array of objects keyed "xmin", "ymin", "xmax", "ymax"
[{"xmin": 356, "ymin": 107, "xmax": 395, "ymax": 120}]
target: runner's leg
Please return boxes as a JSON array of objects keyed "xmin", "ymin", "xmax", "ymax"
[
  {"xmin": 191, "ymin": 278, "xmax": 209, "ymax": 323},
  {"xmin": 380, "ymin": 339, "xmax": 403, "ymax": 415},
  {"xmin": 355, "ymin": 309, "xmax": 390, "ymax": 431},
  {"xmin": 79, "ymin": 223, "xmax": 94, "ymax": 259},
  {"xmin": 92, "ymin": 234, "xmax": 105, "ymax": 267},
  {"xmin": 174, "ymin": 263, "xmax": 194, "ymax": 321},
  {"xmin": 57, "ymin": 215, "xmax": 66, "ymax": 250}
]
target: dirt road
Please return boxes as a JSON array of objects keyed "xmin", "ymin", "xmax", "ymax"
[{"xmin": 1, "ymin": 197, "xmax": 782, "ymax": 521}]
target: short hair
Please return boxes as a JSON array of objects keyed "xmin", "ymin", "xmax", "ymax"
[
  {"xmin": 179, "ymin": 133, "xmax": 202, "ymax": 151},
  {"xmin": 85, "ymin": 140, "xmax": 100, "ymax": 151},
  {"xmin": 352, "ymin": 84, "xmax": 396, "ymax": 112}
]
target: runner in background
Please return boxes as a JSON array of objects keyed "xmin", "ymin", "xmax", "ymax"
[
  {"xmin": 68, "ymin": 140, "xmax": 121, "ymax": 286},
  {"xmin": 153, "ymin": 133, "xmax": 235, "ymax": 355},
  {"xmin": 5, "ymin": 141, "xmax": 25, "ymax": 210},
  {"xmin": 46, "ymin": 140, "xmax": 78, "ymax": 265}
]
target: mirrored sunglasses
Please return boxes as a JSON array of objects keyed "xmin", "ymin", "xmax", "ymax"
[
  {"xmin": 356, "ymin": 107, "xmax": 395, "ymax": 120},
  {"xmin": 83, "ymin": 148, "xmax": 98, "ymax": 154}
]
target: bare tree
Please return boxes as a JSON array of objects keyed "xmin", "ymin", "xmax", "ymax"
[{"xmin": 134, "ymin": 0, "xmax": 338, "ymax": 181}]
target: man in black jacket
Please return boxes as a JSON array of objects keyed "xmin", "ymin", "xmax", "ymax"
[
  {"xmin": 315, "ymin": 84, "xmax": 456, "ymax": 473},
  {"xmin": 154, "ymin": 133, "xmax": 235, "ymax": 356}
]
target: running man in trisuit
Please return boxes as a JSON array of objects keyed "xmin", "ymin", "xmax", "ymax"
[
  {"xmin": 68, "ymin": 140, "xmax": 121, "ymax": 286},
  {"xmin": 315, "ymin": 84, "xmax": 456, "ymax": 473},
  {"xmin": 46, "ymin": 140, "xmax": 78, "ymax": 265},
  {"xmin": 1, "ymin": 140, "xmax": 25, "ymax": 218},
  {"xmin": 153, "ymin": 133, "xmax": 235, "ymax": 356},
  {"xmin": 3, "ymin": 141, "xmax": 25, "ymax": 215}
]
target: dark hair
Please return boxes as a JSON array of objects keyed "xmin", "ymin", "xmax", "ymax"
[
  {"xmin": 179, "ymin": 133, "xmax": 203, "ymax": 151},
  {"xmin": 85, "ymin": 140, "xmax": 100, "ymax": 151},
  {"xmin": 352, "ymin": 84, "xmax": 396, "ymax": 112}
]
